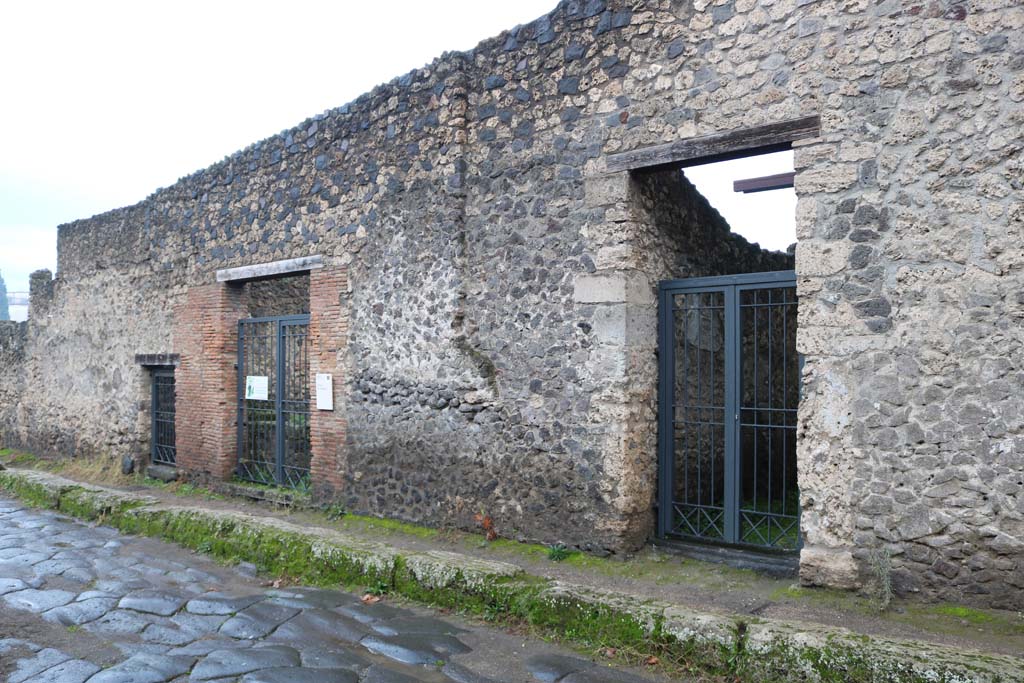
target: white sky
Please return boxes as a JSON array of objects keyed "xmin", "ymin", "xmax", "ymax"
[
  {"xmin": 684, "ymin": 151, "xmax": 797, "ymax": 253},
  {"xmin": 0, "ymin": 1, "xmax": 794, "ymax": 322}
]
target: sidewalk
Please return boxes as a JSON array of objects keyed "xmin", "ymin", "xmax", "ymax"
[{"xmin": 0, "ymin": 459, "xmax": 1021, "ymax": 683}]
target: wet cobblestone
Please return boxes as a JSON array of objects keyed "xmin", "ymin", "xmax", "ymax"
[{"xmin": 0, "ymin": 499, "xmax": 661, "ymax": 682}]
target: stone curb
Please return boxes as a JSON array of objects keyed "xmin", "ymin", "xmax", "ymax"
[{"xmin": 1, "ymin": 468, "xmax": 1021, "ymax": 683}]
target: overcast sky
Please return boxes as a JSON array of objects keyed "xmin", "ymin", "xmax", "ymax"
[{"xmin": 0, "ymin": 1, "xmax": 794, "ymax": 321}]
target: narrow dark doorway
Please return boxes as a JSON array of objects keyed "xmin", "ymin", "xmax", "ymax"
[
  {"xmin": 657, "ymin": 270, "xmax": 799, "ymax": 551},
  {"xmin": 151, "ymin": 369, "xmax": 177, "ymax": 466}
]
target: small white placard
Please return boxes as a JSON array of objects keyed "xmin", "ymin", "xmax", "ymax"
[
  {"xmin": 316, "ymin": 373, "xmax": 334, "ymax": 411},
  {"xmin": 245, "ymin": 376, "xmax": 269, "ymax": 401}
]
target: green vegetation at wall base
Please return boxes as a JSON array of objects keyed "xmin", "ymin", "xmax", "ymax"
[{"xmin": 0, "ymin": 471, "xmax": 1005, "ymax": 683}]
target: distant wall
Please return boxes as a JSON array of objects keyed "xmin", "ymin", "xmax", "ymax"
[{"xmin": 0, "ymin": 320, "xmax": 26, "ymax": 448}]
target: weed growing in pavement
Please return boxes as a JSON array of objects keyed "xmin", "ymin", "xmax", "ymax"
[{"xmin": 547, "ymin": 543, "xmax": 572, "ymax": 562}]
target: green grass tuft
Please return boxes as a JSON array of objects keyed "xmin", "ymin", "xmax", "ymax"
[
  {"xmin": 338, "ymin": 513, "xmax": 439, "ymax": 539},
  {"xmin": 547, "ymin": 543, "xmax": 572, "ymax": 562},
  {"xmin": 927, "ymin": 604, "xmax": 997, "ymax": 625}
]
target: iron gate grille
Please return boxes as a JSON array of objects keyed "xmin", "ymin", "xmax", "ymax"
[
  {"xmin": 657, "ymin": 271, "xmax": 800, "ymax": 551},
  {"xmin": 151, "ymin": 370, "xmax": 176, "ymax": 466},
  {"xmin": 237, "ymin": 315, "xmax": 311, "ymax": 491}
]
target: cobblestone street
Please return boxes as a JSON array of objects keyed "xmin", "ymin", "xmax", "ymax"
[{"xmin": 0, "ymin": 499, "xmax": 659, "ymax": 683}]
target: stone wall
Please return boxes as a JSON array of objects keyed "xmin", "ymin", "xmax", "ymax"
[
  {"xmin": 0, "ymin": 0, "xmax": 1021, "ymax": 606},
  {"xmin": 0, "ymin": 320, "xmax": 26, "ymax": 447},
  {"xmin": 243, "ymin": 274, "xmax": 310, "ymax": 318}
]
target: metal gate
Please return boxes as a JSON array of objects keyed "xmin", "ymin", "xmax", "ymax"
[
  {"xmin": 657, "ymin": 271, "xmax": 800, "ymax": 551},
  {"xmin": 151, "ymin": 369, "xmax": 176, "ymax": 466},
  {"xmin": 237, "ymin": 315, "xmax": 311, "ymax": 490}
]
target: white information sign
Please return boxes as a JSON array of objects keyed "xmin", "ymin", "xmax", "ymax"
[
  {"xmin": 316, "ymin": 373, "xmax": 334, "ymax": 411},
  {"xmin": 245, "ymin": 376, "xmax": 269, "ymax": 401}
]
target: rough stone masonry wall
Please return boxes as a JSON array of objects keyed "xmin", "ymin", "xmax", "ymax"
[
  {"xmin": 0, "ymin": 320, "xmax": 26, "ymax": 447},
  {"xmin": 1, "ymin": 0, "xmax": 1021, "ymax": 606}
]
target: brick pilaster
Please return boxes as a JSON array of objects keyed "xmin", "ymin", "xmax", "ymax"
[
  {"xmin": 173, "ymin": 283, "xmax": 244, "ymax": 480},
  {"xmin": 308, "ymin": 265, "xmax": 349, "ymax": 500}
]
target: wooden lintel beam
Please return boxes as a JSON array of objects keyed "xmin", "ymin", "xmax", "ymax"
[
  {"xmin": 215, "ymin": 254, "xmax": 323, "ymax": 283},
  {"xmin": 733, "ymin": 171, "xmax": 796, "ymax": 193},
  {"xmin": 604, "ymin": 115, "xmax": 820, "ymax": 173}
]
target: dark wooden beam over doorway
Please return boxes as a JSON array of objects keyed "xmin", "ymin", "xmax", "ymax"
[{"xmin": 604, "ymin": 115, "xmax": 820, "ymax": 173}]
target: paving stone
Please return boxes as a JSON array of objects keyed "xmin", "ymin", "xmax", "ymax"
[
  {"xmin": 119, "ymin": 590, "xmax": 187, "ymax": 616},
  {"xmin": 0, "ymin": 546, "xmax": 46, "ymax": 560},
  {"xmin": 172, "ymin": 611, "xmax": 229, "ymax": 633},
  {"xmin": 0, "ymin": 577, "xmax": 28, "ymax": 594},
  {"xmin": 298, "ymin": 646, "xmax": 371, "ymax": 671},
  {"xmin": 562, "ymin": 668, "xmax": 651, "ymax": 683},
  {"xmin": 360, "ymin": 633, "xmax": 470, "ymax": 665},
  {"xmin": 32, "ymin": 558, "xmax": 88, "ymax": 577},
  {"xmin": 186, "ymin": 593, "xmax": 265, "ymax": 615},
  {"xmin": 31, "ymin": 658, "xmax": 101, "ymax": 683},
  {"xmin": 184, "ymin": 567, "xmax": 221, "ymax": 583},
  {"xmin": 86, "ymin": 653, "xmax": 197, "ymax": 683},
  {"xmin": 84, "ymin": 608, "xmax": 156, "ymax": 635},
  {"xmin": 142, "ymin": 622, "xmax": 200, "ymax": 646},
  {"xmin": 168, "ymin": 637, "xmax": 253, "ymax": 657},
  {"xmin": 0, "ymin": 552, "xmax": 51, "ymax": 568},
  {"xmin": 0, "ymin": 637, "xmax": 41, "ymax": 654},
  {"xmin": 42, "ymin": 597, "xmax": 118, "ymax": 625},
  {"xmin": 269, "ymin": 608, "xmax": 370, "ymax": 645},
  {"xmin": 361, "ymin": 664, "xmax": 424, "ymax": 683},
  {"xmin": 524, "ymin": 653, "xmax": 592, "ymax": 682},
  {"xmin": 191, "ymin": 645, "xmax": 301, "ymax": 681},
  {"xmin": 235, "ymin": 561, "xmax": 259, "ymax": 578},
  {"xmin": 264, "ymin": 587, "xmax": 351, "ymax": 610},
  {"xmin": 8, "ymin": 647, "xmax": 72, "ymax": 683},
  {"xmin": 95, "ymin": 578, "xmax": 154, "ymax": 594},
  {"xmin": 219, "ymin": 602, "xmax": 300, "ymax": 639},
  {"xmin": 77, "ymin": 590, "xmax": 122, "ymax": 601},
  {"xmin": 113, "ymin": 642, "xmax": 171, "ymax": 657},
  {"xmin": 442, "ymin": 662, "xmax": 501, "ymax": 683},
  {"xmin": 373, "ymin": 615, "xmax": 466, "ymax": 636},
  {"xmin": 62, "ymin": 566, "xmax": 97, "ymax": 583},
  {"xmin": 336, "ymin": 601, "xmax": 407, "ymax": 624},
  {"xmin": 241, "ymin": 667, "xmax": 360, "ymax": 683},
  {"xmin": 2, "ymin": 588, "xmax": 76, "ymax": 612}
]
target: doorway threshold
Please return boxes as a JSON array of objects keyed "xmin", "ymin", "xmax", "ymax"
[{"xmin": 653, "ymin": 537, "xmax": 799, "ymax": 578}]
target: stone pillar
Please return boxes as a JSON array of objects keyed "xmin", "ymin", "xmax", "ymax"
[
  {"xmin": 28, "ymin": 269, "xmax": 55, "ymax": 320},
  {"xmin": 173, "ymin": 283, "xmax": 244, "ymax": 480},
  {"xmin": 574, "ymin": 269, "xmax": 658, "ymax": 547},
  {"xmin": 308, "ymin": 264, "xmax": 349, "ymax": 501},
  {"xmin": 577, "ymin": 172, "xmax": 659, "ymax": 549}
]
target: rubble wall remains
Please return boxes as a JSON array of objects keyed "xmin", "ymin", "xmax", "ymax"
[{"xmin": 1, "ymin": 0, "xmax": 1021, "ymax": 606}]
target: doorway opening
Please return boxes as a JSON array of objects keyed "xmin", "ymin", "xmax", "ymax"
[
  {"xmin": 235, "ymin": 274, "xmax": 312, "ymax": 491},
  {"xmin": 150, "ymin": 368, "xmax": 177, "ymax": 467},
  {"xmin": 615, "ymin": 119, "xmax": 811, "ymax": 557},
  {"xmin": 658, "ymin": 271, "xmax": 799, "ymax": 551}
]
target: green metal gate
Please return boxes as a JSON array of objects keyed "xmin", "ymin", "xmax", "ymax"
[
  {"xmin": 236, "ymin": 315, "xmax": 311, "ymax": 490},
  {"xmin": 657, "ymin": 271, "xmax": 800, "ymax": 551}
]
